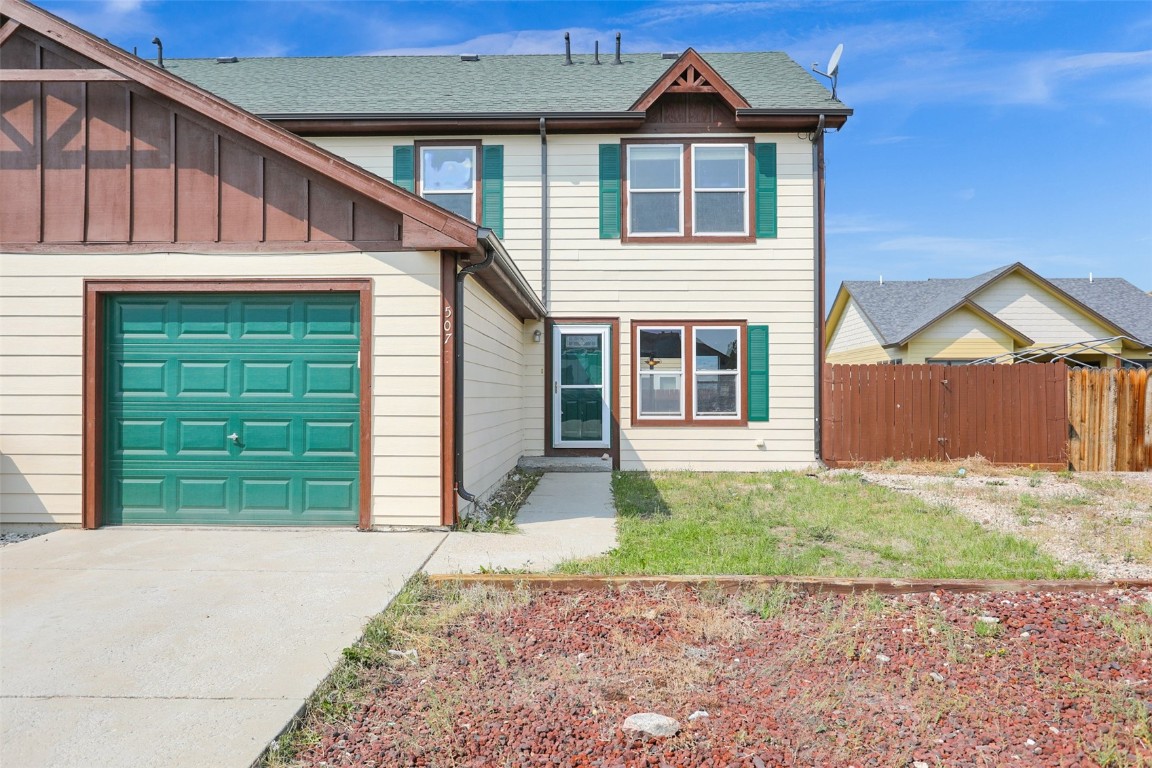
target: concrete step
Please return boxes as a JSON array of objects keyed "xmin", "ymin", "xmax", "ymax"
[{"xmin": 517, "ymin": 455, "xmax": 612, "ymax": 473}]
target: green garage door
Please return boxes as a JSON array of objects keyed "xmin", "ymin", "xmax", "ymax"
[{"xmin": 104, "ymin": 294, "xmax": 361, "ymax": 526}]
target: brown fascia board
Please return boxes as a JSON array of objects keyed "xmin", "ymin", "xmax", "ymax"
[
  {"xmin": 0, "ymin": 0, "xmax": 481, "ymax": 254},
  {"xmin": 735, "ymin": 110, "xmax": 851, "ymax": 131}
]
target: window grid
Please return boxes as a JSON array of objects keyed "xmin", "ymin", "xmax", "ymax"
[{"xmin": 631, "ymin": 320, "xmax": 747, "ymax": 427}]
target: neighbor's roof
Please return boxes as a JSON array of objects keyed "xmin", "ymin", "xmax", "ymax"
[
  {"xmin": 839, "ymin": 264, "xmax": 1152, "ymax": 347},
  {"xmin": 164, "ymin": 52, "xmax": 849, "ymax": 116}
]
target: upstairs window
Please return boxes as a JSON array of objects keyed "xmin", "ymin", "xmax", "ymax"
[
  {"xmin": 419, "ymin": 145, "xmax": 477, "ymax": 221},
  {"xmin": 622, "ymin": 140, "xmax": 753, "ymax": 242}
]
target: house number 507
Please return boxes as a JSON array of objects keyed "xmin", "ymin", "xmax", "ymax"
[{"xmin": 443, "ymin": 304, "xmax": 453, "ymax": 346}]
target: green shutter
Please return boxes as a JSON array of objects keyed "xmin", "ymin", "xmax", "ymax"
[
  {"xmin": 599, "ymin": 143, "xmax": 621, "ymax": 239},
  {"xmin": 748, "ymin": 325, "xmax": 770, "ymax": 421},
  {"xmin": 481, "ymin": 144, "xmax": 504, "ymax": 237},
  {"xmin": 392, "ymin": 145, "xmax": 415, "ymax": 192},
  {"xmin": 754, "ymin": 143, "xmax": 777, "ymax": 238}
]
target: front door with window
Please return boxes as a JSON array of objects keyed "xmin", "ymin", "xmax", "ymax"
[{"xmin": 552, "ymin": 325, "xmax": 611, "ymax": 448}]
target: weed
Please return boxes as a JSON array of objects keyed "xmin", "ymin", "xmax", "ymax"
[
  {"xmin": 1028, "ymin": 472, "xmax": 1044, "ymax": 488},
  {"xmin": 1096, "ymin": 602, "xmax": 1152, "ymax": 649},
  {"xmin": 455, "ymin": 469, "xmax": 542, "ymax": 532},
  {"xmin": 744, "ymin": 585, "xmax": 793, "ymax": 619},
  {"xmin": 974, "ymin": 620, "xmax": 1003, "ymax": 639}
]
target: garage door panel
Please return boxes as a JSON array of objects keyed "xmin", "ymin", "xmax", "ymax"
[{"xmin": 105, "ymin": 293, "xmax": 361, "ymax": 526}]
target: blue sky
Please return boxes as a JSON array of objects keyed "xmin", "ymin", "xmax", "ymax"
[{"xmin": 48, "ymin": 0, "xmax": 1152, "ymax": 293}]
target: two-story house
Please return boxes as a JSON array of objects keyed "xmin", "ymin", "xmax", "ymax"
[{"xmin": 0, "ymin": 0, "xmax": 851, "ymax": 530}]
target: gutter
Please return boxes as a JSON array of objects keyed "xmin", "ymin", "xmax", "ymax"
[{"xmin": 453, "ymin": 229, "xmax": 544, "ymax": 508}]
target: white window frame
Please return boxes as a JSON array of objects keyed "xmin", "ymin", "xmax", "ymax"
[
  {"xmin": 418, "ymin": 145, "xmax": 478, "ymax": 222},
  {"xmin": 691, "ymin": 325, "xmax": 741, "ymax": 420},
  {"xmin": 626, "ymin": 143, "xmax": 684, "ymax": 237},
  {"xmin": 691, "ymin": 143, "xmax": 749, "ymax": 237},
  {"xmin": 635, "ymin": 325, "xmax": 686, "ymax": 419}
]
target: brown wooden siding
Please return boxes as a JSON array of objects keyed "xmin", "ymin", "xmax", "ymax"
[
  {"xmin": 821, "ymin": 363, "xmax": 1069, "ymax": 468},
  {"xmin": 1, "ymin": 26, "xmax": 402, "ymax": 251},
  {"xmin": 640, "ymin": 93, "xmax": 738, "ymax": 133}
]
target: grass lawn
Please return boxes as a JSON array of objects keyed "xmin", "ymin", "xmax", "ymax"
[{"xmin": 555, "ymin": 471, "xmax": 1090, "ymax": 579}]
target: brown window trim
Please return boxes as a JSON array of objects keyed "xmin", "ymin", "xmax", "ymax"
[
  {"xmin": 415, "ymin": 139, "xmax": 483, "ymax": 224},
  {"xmin": 620, "ymin": 137, "xmax": 755, "ymax": 245},
  {"xmin": 82, "ymin": 278, "xmax": 374, "ymax": 530},
  {"xmin": 631, "ymin": 319, "xmax": 748, "ymax": 427}
]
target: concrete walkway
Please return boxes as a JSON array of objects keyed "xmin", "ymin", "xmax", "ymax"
[
  {"xmin": 0, "ymin": 528, "xmax": 445, "ymax": 768},
  {"xmin": 0, "ymin": 472, "xmax": 616, "ymax": 767},
  {"xmin": 425, "ymin": 472, "xmax": 617, "ymax": 573}
]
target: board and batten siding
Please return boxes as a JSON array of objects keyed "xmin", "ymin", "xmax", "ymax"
[
  {"xmin": 825, "ymin": 298, "xmax": 895, "ymax": 364},
  {"xmin": 905, "ymin": 307, "xmax": 1015, "ymax": 363},
  {"xmin": 0, "ymin": 250, "xmax": 444, "ymax": 528},
  {"xmin": 459, "ymin": 280, "xmax": 530, "ymax": 512},
  {"xmin": 311, "ymin": 131, "xmax": 821, "ymax": 469}
]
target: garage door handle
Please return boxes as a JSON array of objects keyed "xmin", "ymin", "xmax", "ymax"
[{"xmin": 227, "ymin": 433, "xmax": 240, "ymax": 444}]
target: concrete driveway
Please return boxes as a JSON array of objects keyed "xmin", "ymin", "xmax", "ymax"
[{"xmin": 0, "ymin": 528, "xmax": 446, "ymax": 768}]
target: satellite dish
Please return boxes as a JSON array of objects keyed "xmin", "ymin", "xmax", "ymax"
[
  {"xmin": 827, "ymin": 43, "xmax": 843, "ymax": 78},
  {"xmin": 811, "ymin": 43, "xmax": 844, "ymax": 100}
]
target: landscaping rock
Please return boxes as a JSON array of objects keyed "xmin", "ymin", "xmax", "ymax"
[{"xmin": 621, "ymin": 713, "xmax": 681, "ymax": 739}]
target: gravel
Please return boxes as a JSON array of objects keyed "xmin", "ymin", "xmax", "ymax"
[
  {"xmin": 0, "ymin": 531, "xmax": 49, "ymax": 548},
  {"xmin": 289, "ymin": 586, "xmax": 1152, "ymax": 768},
  {"xmin": 828, "ymin": 469, "xmax": 1152, "ymax": 580}
]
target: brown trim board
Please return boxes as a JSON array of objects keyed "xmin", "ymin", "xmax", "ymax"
[
  {"xmin": 544, "ymin": 317, "xmax": 621, "ymax": 470},
  {"xmin": 440, "ymin": 253, "xmax": 458, "ymax": 526},
  {"xmin": 81, "ymin": 278, "xmax": 374, "ymax": 530}
]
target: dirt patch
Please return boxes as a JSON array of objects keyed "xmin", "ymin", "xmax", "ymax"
[
  {"xmin": 282, "ymin": 585, "xmax": 1151, "ymax": 768},
  {"xmin": 827, "ymin": 465, "xmax": 1152, "ymax": 581}
]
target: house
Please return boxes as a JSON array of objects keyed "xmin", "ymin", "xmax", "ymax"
[
  {"xmin": 825, "ymin": 263, "xmax": 1152, "ymax": 368},
  {"xmin": 0, "ymin": 0, "xmax": 851, "ymax": 531}
]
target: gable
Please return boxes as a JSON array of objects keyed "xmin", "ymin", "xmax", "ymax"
[
  {"xmin": 973, "ymin": 273, "xmax": 1115, "ymax": 345},
  {"xmin": 0, "ymin": 0, "xmax": 478, "ymax": 253}
]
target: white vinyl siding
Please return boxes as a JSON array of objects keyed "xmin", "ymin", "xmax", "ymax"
[
  {"xmin": 312, "ymin": 131, "xmax": 821, "ymax": 470},
  {"xmin": 461, "ymin": 279, "xmax": 527, "ymax": 516},
  {"xmin": 0, "ymin": 250, "xmax": 444, "ymax": 529}
]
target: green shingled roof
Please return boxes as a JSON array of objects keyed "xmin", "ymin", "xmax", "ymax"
[{"xmin": 164, "ymin": 51, "xmax": 849, "ymax": 116}]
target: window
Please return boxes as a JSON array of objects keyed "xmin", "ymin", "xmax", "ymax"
[
  {"xmin": 418, "ymin": 144, "xmax": 477, "ymax": 221},
  {"xmin": 634, "ymin": 321, "xmax": 746, "ymax": 425},
  {"xmin": 623, "ymin": 141, "xmax": 753, "ymax": 242}
]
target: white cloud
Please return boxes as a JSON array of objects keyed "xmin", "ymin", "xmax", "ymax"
[
  {"xmin": 370, "ymin": 27, "xmax": 667, "ymax": 57},
  {"xmin": 47, "ymin": 0, "xmax": 156, "ymax": 39},
  {"xmin": 956, "ymin": 188, "xmax": 976, "ymax": 202}
]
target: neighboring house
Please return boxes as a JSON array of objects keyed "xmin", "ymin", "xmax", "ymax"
[
  {"xmin": 0, "ymin": 0, "xmax": 851, "ymax": 530},
  {"xmin": 825, "ymin": 263, "xmax": 1152, "ymax": 368}
]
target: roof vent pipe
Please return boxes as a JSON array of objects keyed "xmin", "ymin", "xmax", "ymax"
[
  {"xmin": 564, "ymin": 32, "xmax": 572, "ymax": 65},
  {"xmin": 593, "ymin": 40, "xmax": 601, "ymax": 65},
  {"xmin": 151, "ymin": 36, "xmax": 163, "ymax": 68},
  {"xmin": 615, "ymin": 33, "xmax": 622, "ymax": 64}
]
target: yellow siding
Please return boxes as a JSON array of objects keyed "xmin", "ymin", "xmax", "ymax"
[
  {"xmin": 461, "ymin": 280, "xmax": 528, "ymax": 516},
  {"xmin": 826, "ymin": 298, "xmax": 893, "ymax": 364},
  {"xmin": 0, "ymin": 250, "xmax": 443, "ymax": 529},
  {"xmin": 905, "ymin": 307, "xmax": 1015, "ymax": 363},
  {"xmin": 974, "ymin": 273, "xmax": 1112, "ymax": 345},
  {"xmin": 312, "ymin": 131, "xmax": 822, "ymax": 470}
]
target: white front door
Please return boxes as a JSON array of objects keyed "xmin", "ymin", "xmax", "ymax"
[{"xmin": 552, "ymin": 325, "xmax": 611, "ymax": 448}]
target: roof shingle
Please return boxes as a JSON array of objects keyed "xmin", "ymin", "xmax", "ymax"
[{"xmin": 164, "ymin": 51, "xmax": 849, "ymax": 116}]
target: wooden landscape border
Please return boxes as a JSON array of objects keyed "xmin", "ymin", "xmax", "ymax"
[{"xmin": 428, "ymin": 573, "xmax": 1152, "ymax": 595}]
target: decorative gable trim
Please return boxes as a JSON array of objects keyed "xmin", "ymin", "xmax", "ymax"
[
  {"xmin": 630, "ymin": 48, "xmax": 751, "ymax": 113},
  {"xmin": 0, "ymin": 0, "xmax": 479, "ymax": 253}
]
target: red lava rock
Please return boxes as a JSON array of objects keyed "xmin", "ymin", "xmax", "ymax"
[{"xmin": 291, "ymin": 588, "xmax": 1152, "ymax": 767}]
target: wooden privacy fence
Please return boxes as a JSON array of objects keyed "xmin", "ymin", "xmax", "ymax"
[
  {"xmin": 822, "ymin": 363, "xmax": 1069, "ymax": 468},
  {"xmin": 1068, "ymin": 368, "xmax": 1152, "ymax": 471}
]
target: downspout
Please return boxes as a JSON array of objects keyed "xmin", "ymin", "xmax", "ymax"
[
  {"xmin": 453, "ymin": 239, "xmax": 496, "ymax": 505},
  {"xmin": 540, "ymin": 117, "xmax": 550, "ymax": 310},
  {"xmin": 812, "ymin": 114, "xmax": 827, "ymax": 464}
]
